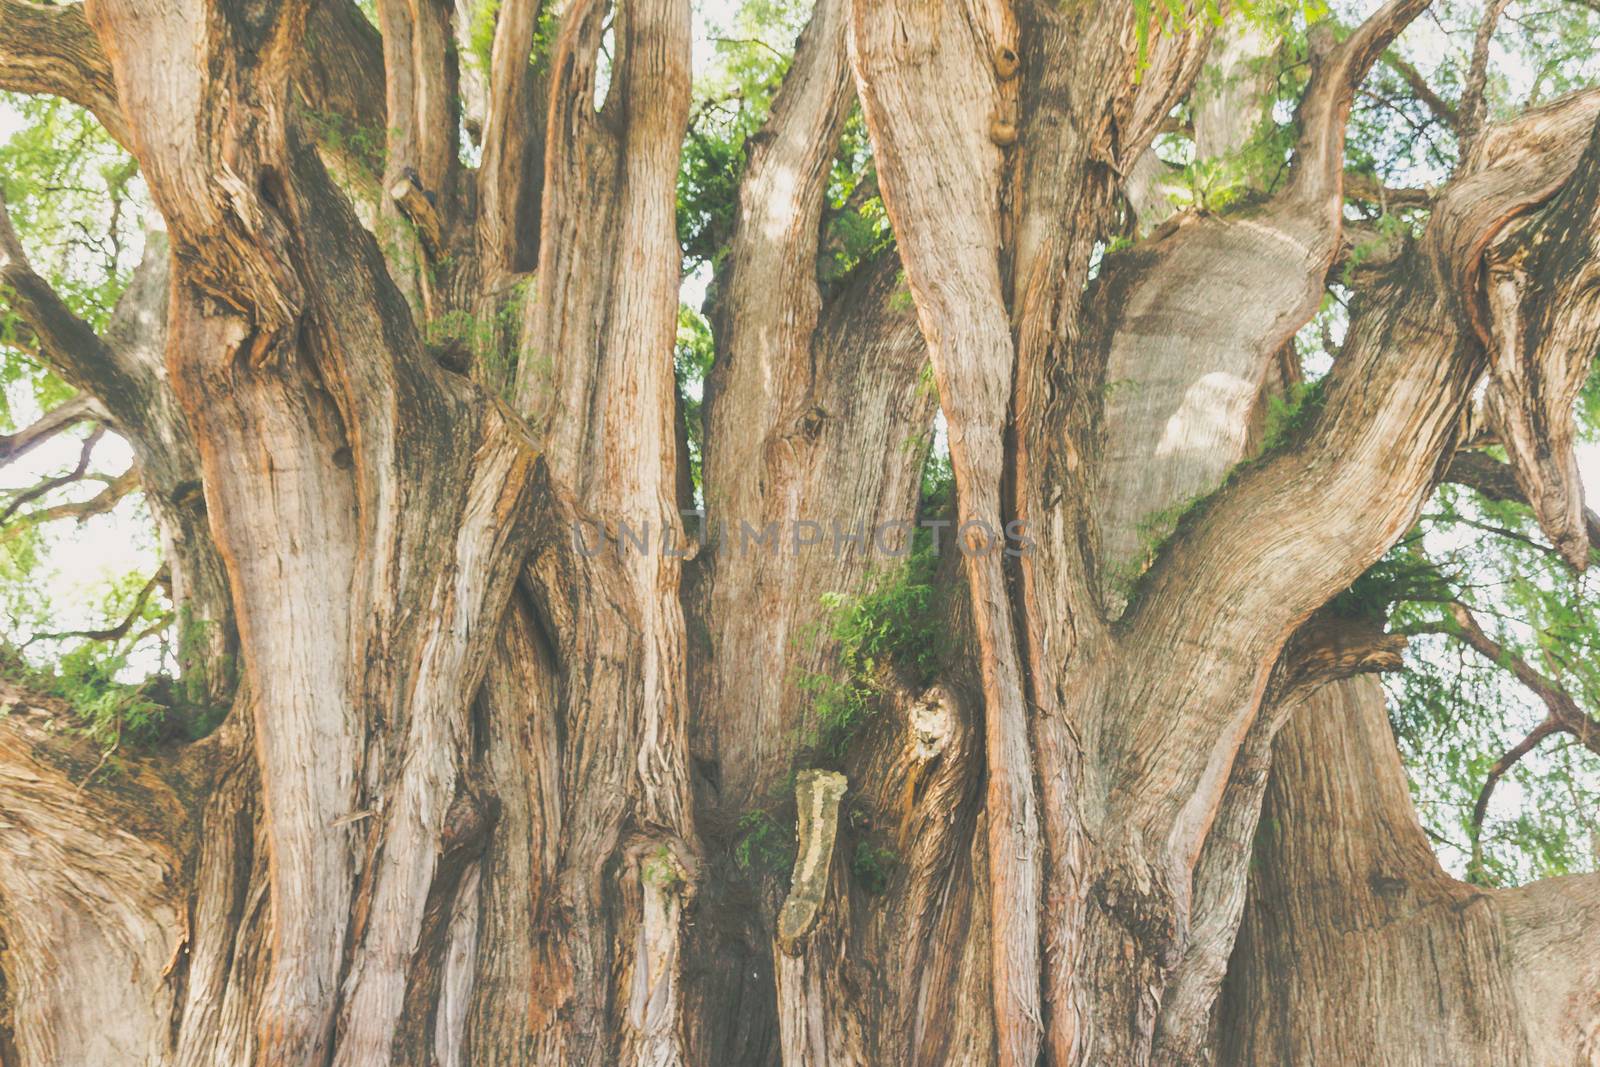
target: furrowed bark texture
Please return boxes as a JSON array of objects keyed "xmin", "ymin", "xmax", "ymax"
[
  {"xmin": 510, "ymin": 0, "xmax": 705, "ymax": 1060},
  {"xmin": 3, "ymin": 0, "xmax": 1600, "ymax": 1062},
  {"xmin": 1221, "ymin": 676, "xmax": 1600, "ymax": 1065}
]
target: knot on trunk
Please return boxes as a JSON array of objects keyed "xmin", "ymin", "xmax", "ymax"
[
  {"xmin": 776, "ymin": 769, "xmax": 847, "ymax": 956},
  {"xmin": 1093, "ymin": 850, "xmax": 1184, "ymax": 971}
]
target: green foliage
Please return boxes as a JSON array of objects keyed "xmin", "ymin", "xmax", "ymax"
[
  {"xmin": 1371, "ymin": 480, "xmax": 1600, "ymax": 886},
  {"xmin": 919, "ymin": 444, "xmax": 953, "ymax": 514},
  {"xmin": 1330, "ymin": 533, "xmax": 1450, "ymax": 619},
  {"xmin": 421, "ymin": 286, "xmax": 527, "ymax": 395},
  {"xmin": 734, "ymin": 807, "xmax": 795, "ymax": 876},
  {"xmin": 1, "ymin": 636, "xmax": 215, "ymax": 755},
  {"xmin": 1173, "ymin": 113, "xmax": 1295, "ymax": 214},
  {"xmin": 299, "ymin": 106, "xmax": 386, "ymax": 175},
  {"xmin": 1257, "ymin": 377, "xmax": 1327, "ymax": 456},
  {"xmin": 642, "ymin": 844, "xmax": 687, "ymax": 890},
  {"xmin": 677, "ymin": 5, "xmax": 893, "ymax": 280},
  {"xmin": 675, "ymin": 304, "xmax": 715, "ymax": 501},
  {"xmin": 1108, "ymin": 487, "xmax": 1215, "ymax": 603},
  {"xmin": 792, "ymin": 536, "xmax": 947, "ymax": 763},
  {"xmin": 1338, "ymin": 212, "xmax": 1412, "ymax": 284},
  {"xmin": 0, "ymin": 563, "xmax": 212, "ymax": 752},
  {"xmin": 467, "ymin": 0, "xmax": 560, "ymax": 79},
  {"xmin": 794, "ymin": 670, "xmax": 876, "ymax": 761},
  {"xmin": 467, "ymin": 0, "xmax": 502, "ymax": 74},
  {"xmin": 46, "ymin": 644, "xmax": 172, "ymax": 748},
  {"xmin": 0, "ymin": 95, "xmax": 141, "ymax": 330},
  {"xmin": 676, "ymin": 0, "xmax": 807, "ymax": 268},
  {"xmin": 889, "ymin": 272, "xmax": 915, "ymax": 312},
  {"xmin": 817, "ymin": 108, "xmax": 894, "ymax": 286},
  {"xmin": 849, "ymin": 840, "xmax": 897, "ymax": 895},
  {"xmin": 0, "ymin": 94, "xmax": 144, "ymax": 429},
  {"xmin": 1130, "ymin": 0, "xmax": 1324, "ymax": 79}
]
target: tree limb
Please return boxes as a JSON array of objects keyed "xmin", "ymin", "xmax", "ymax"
[
  {"xmin": 1467, "ymin": 714, "xmax": 1560, "ymax": 878},
  {"xmin": 1433, "ymin": 600, "xmax": 1600, "ymax": 880},
  {"xmin": 1447, "ymin": 602, "xmax": 1600, "ymax": 751},
  {"xmin": 0, "ymin": 424, "xmax": 105, "ymax": 523},
  {"xmin": 0, "ymin": 0, "xmax": 130, "ymax": 146},
  {"xmin": 477, "ymin": 0, "xmax": 549, "ymax": 275},
  {"xmin": 1268, "ymin": 606, "xmax": 1410, "ymax": 705},
  {"xmin": 1113, "ymin": 87, "xmax": 1600, "ymax": 880},
  {"xmin": 1343, "ymin": 170, "xmax": 1434, "ymax": 209},
  {"xmin": 705, "ymin": 0, "xmax": 855, "ymax": 528},
  {"xmin": 0, "ymin": 188, "xmax": 124, "ymax": 397},
  {"xmin": 1473, "ymin": 114, "xmax": 1600, "ymax": 569},
  {"xmin": 1458, "ymin": 0, "xmax": 1512, "ymax": 157},
  {"xmin": 1380, "ymin": 49, "xmax": 1460, "ymax": 129},
  {"xmin": 1445, "ymin": 449, "xmax": 1600, "ymax": 551},
  {"xmin": 23, "ymin": 566, "xmax": 163, "ymax": 647},
  {"xmin": 1291, "ymin": 0, "xmax": 1435, "ymax": 201},
  {"xmin": 0, "ymin": 394, "xmax": 100, "ymax": 468}
]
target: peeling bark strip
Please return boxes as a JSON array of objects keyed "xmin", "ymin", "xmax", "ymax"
[{"xmin": 777, "ymin": 770, "xmax": 847, "ymax": 956}]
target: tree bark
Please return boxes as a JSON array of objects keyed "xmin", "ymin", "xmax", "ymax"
[
  {"xmin": 1221, "ymin": 676, "xmax": 1600, "ymax": 1066},
  {"xmin": 1, "ymin": 0, "xmax": 1600, "ymax": 1063}
]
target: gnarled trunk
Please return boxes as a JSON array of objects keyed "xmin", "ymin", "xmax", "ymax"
[
  {"xmin": 1222, "ymin": 676, "xmax": 1600, "ymax": 1066},
  {"xmin": 1, "ymin": 0, "xmax": 1599, "ymax": 1062}
]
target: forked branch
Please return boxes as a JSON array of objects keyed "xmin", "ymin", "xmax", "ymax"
[
  {"xmin": 23, "ymin": 566, "xmax": 164, "ymax": 647},
  {"xmin": 0, "ymin": 424, "xmax": 106, "ymax": 523},
  {"xmin": 1291, "ymin": 0, "xmax": 1434, "ymax": 201},
  {"xmin": 0, "ymin": 395, "xmax": 100, "ymax": 468}
]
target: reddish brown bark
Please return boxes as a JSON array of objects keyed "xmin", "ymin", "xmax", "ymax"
[{"xmin": 1, "ymin": 0, "xmax": 1599, "ymax": 1063}]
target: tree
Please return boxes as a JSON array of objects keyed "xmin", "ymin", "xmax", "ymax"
[{"xmin": 0, "ymin": 0, "xmax": 1597, "ymax": 1060}]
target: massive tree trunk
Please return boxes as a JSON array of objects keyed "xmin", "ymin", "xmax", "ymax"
[
  {"xmin": 1221, "ymin": 675, "xmax": 1600, "ymax": 1066},
  {"xmin": 1, "ymin": 0, "xmax": 1599, "ymax": 1063}
]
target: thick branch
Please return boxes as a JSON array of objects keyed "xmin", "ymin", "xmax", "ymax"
[
  {"xmin": 0, "ymin": 466, "xmax": 137, "ymax": 541},
  {"xmin": 0, "ymin": 189, "xmax": 124, "ymax": 399},
  {"xmin": 1113, "ymin": 87, "xmax": 1600, "ymax": 883},
  {"xmin": 849, "ymin": 2, "xmax": 1046, "ymax": 1059},
  {"xmin": 1343, "ymin": 170, "xmax": 1433, "ymax": 209},
  {"xmin": 0, "ymin": 0, "xmax": 129, "ymax": 145},
  {"xmin": 0, "ymin": 0, "xmax": 382, "ymax": 168},
  {"xmin": 477, "ymin": 0, "xmax": 548, "ymax": 275},
  {"xmin": 1445, "ymin": 449, "xmax": 1600, "ymax": 554},
  {"xmin": 1474, "ymin": 115, "xmax": 1600, "ymax": 569},
  {"xmin": 376, "ymin": 0, "xmax": 463, "ymax": 231},
  {"xmin": 1269, "ymin": 606, "xmax": 1410, "ymax": 704},
  {"xmin": 776, "ymin": 770, "xmax": 847, "ymax": 956},
  {"xmin": 1093, "ymin": 5, "xmax": 1430, "ymax": 584},
  {"xmin": 1290, "ymin": 0, "xmax": 1434, "ymax": 202}
]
